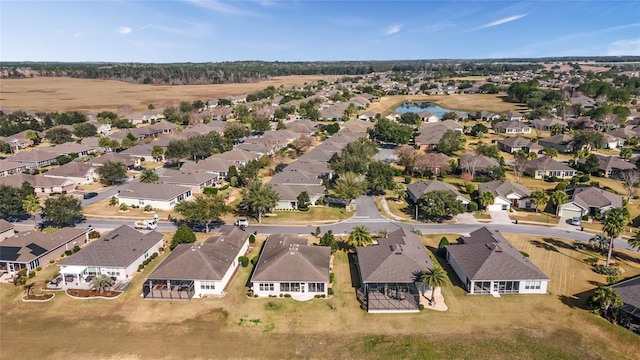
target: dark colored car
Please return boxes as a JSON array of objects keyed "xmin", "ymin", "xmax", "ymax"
[{"xmin": 83, "ymin": 192, "xmax": 98, "ymax": 200}]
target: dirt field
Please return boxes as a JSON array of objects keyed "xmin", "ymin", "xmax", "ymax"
[
  {"xmin": 0, "ymin": 75, "xmax": 335, "ymax": 113},
  {"xmin": 367, "ymin": 94, "xmax": 527, "ymax": 116},
  {"xmin": 2, "ymin": 232, "xmax": 639, "ymax": 359}
]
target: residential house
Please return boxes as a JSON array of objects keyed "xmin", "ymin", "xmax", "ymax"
[
  {"xmin": 531, "ymin": 118, "xmax": 567, "ymax": 131},
  {"xmin": 459, "ymin": 154, "xmax": 501, "ymax": 175},
  {"xmin": 0, "ymin": 174, "xmax": 75, "ymax": 196},
  {"xmin": 406, "ymin": 180, "xmax": 469, "ymax": 205},
  {"xmin": 143, "ymin": 227, "xmax": 249, "ymax": 300},
  {"xmin": 0, "ymin": 130, "xmax": 41, "ymax": 152},
  {"xmin": 0, "ymin": 159, "xmax": 27, "ymax": 177},
  {"xmin": 269, "ymin": 169, "xmax": 325, "ymax": 210},
  {"xmin": 0, "ymin": 228, "xmax": 88, "ymax": 276},
  {"xmin": 286, "ymin": 120, "xmax": 319, "ymax": 136},
  {"xmin": 415, "ymin": 121, "xmax": 464, "ymax": 151},
  {"xmin": 446, "ymin": 227, "xmax": 549, "ymax": 295},
  {"xmin": 498, "ymin": 136, "xmax": 542, "ymax": 154},
  {"xmin": 157, "ymin": 169, "xmax": 218, "ymax": 193},
  {"xmin": 556, "ymin": 186, "xmax": 623, "ymax": 218},
  {"xmin": 418, "ymin": 110, "xmax": 439, "ymax": 123},
  {"xmin": 356, "ymin": 227, "xmax": 433, "ymax": 313},
  {"xmin": 493, "ymin": 120, "xmax": 532, "ymax": 134},
  {"xmin": 576, "ymin": 154, "xmax": 636, "ymax": 178},
  {"xmin": 603, "ymin": 133, "xmax": 624, "ymax": 149},
  {"xmin": 90, "ymin": 152, "xmax": 140, "ymax": 169},
  {"xmin": 8, "ymin": 150, "xmax": 59, "ymax": 169},
  {"xmin": 538, "ymin": 134, "xmax": 574, "ymax": 153},
  {"xmin": 0, "ymin": 219, "xmax": 16, "ymax": 242},
  {"xmin": 118, "ymin": 183, "xmax": 192, "ymax": 210},
  {"xmin": 44, "ymin": 162, "xmax": 97, "ymax": 185},
  {"xmin": 502, "ymin": 110, "xmax": 525, "ymax": 121},
  {"xmin": 478, "ymin": 180, "xmax": 532, "ymax": 211},
  {"xmin": 59, "ymin": 225, "xmax": 163, "ymax": 287},
  {"xmin": 180, "ymin": 158, "xmax": 236, "ymax": 181},
  {"xmin": 80, "ymin": 137, "xmax": 112, "ymax": 153},
  {"xmin": 606, "ymin": 127, "xmax": 640, "ymax": 142},
  {"xmin": 570, "ymin": 95, "xmax": 596, "ymax": 110},
  {"xmin": 385, "ymin": 111, "xmax": 402, "ymax": 122},
  {"xmin": 87, "ymin": 120, "xmax": 111, "ymax": 135},
  {"xmin": 209, "ymin": 149, "xmax": 261, "ymax": 167},
  {"xmin": 611, "ymin": 276, "xmax": 640, "ymax": 326},
  {"xmin": 120, "ymin": 143, "xmax": 158, "ymax": 162},
  {"xmin": 127, "ymin": 109, "xmax": 165, "ymax": 125},
  {"xmin": 250, "ymin": 234, "xmax": 330, "ymax": 299},
  {"xmin": 358, "ymin": 111, "xmax": 379, "ymax": 121},
  {"xmin": 47, "ymin": 142, "xmax": 95, "ymax": 158},
  {"xmin": 479, "ymin": 110, "xmax": 498, "ymax": 121},
  {"xmin": 524, "ymin": 156, "xmax": 577, "ymax": 179}
]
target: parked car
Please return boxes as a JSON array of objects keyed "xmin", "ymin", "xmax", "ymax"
[
  {"xmin": 83, "ymin": 192, "xmax": 98, "ymax": 200},
  {"xmin": 571, "ymin": 217, "xmax": 581, "ymax": 226}
]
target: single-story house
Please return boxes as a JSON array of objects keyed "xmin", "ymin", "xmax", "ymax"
[
  {"xmin": 418, "ymin": 110, "xmax": 439, "ymax": 123},
  {"xmin": 414, "ymin": 121, "xmax": 464, "ymax": 151},
  {"xmin": 143, "ymin": 227, "xmax": 249, "ymax": 300},
  {"xmin": 538, "ymin": 134, "xmax": 574, "ymax": 153},
  {"xmin": 556, "ymin": 186, "xmax": 623, "ymax": 218},
  {"xmin": 269, "ymin": 169, "xmax": 325, "ymax": 210},
  {"xmin": 0, "ymin": 174, "xmax": 75, "ymax": 196},
  {"xmin": 59, "ymin": 225, "xmax": 163, "ymax": 287},
  {"xmin": 209, "ymin": 149, "xmax": 261, "ymax": 167},
  {"xmin": 501, "ymin": 110, "xmax": 525, "ymax": 122},
  {"xmin": 250, "ymin": 234, "xmax": 330, "ymax": 299},
  {"xmin": 7, "ymin": 150, "xmax": 59, "ymax": 169},
  {"xmin": 446, "ymin": 227, "xmax": 550, "ymax": 295},
  {"xmin": 356, "ymin": 228, "xmax": 434, "ymax": 313},
  {"xmin": 498, "ymin": 136, "xmax": 542, "ymax": 154},
  {"xmin": 0, "ymin": 159, "xmax": 27, "ymax": 177},
  {"xmin": 180, "ymin": 158, "xmax": 236, "ymax": 181},
  {"xmin": 478, "ymin": 180, "xmax": 532, "ymax": 211},
  {"xmin": 611, "ymin": 276, "xmax": 640, "ymax": 325},
  {"xmin": 0, "ymin": 219, "xmax": 16, "ymax": 242},
  {"xmin": 0, "ymin": 228, "xmax": 88, "ymax": 276},
  {"xmin": 524, "ymin": 156, "xmax": 577, "ymax": 179},
  {"xmin": 531, "ymin": 118, "xmax": 568, "ymax": 131},
  {"xmin": 47, "ymin": 143, "xmax": 96, "ymax": 158},
  {"xmin": 493, "ymin": 120, "xmax": 532, "ymax": 134},
  {"xmin": 577, "ymin": 154, "xmax": 636, "ymax": 178},
  {"xmin": 603, "ymin": 133, "xmax": 624, "ymax": 149},
  {"xmin": 90, "ymin": 152, "xmax": 140, "ymax": 169},
  {"xmin": 43, "ymin": 162, "xmax": 97, "ymax": 185},
  {"xmin": 157, "ymin": 169, "xmax": 218, "ymax": 194},
  {"xmin": 118, "ymin": 183, "xmax": 192, "ymax": 210},
  {"xmin": 406, "ymin": 180, "xmax": 469, "ymax": 205}
]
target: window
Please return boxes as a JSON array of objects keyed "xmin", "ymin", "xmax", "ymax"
[
  {"xmin": 200, "ymin": 281, "xmax": 215, "ymax": 290},
  {"xmin": 281, "ymin": 283, "xmax": 290, "ymax": 291},
  {"xmin": 105, "ymin": 269, "xmax": 120, "ymax": 276},
  {"xmin": 524, "ymin": 281, "xmax": 541, "ymax": 290},
  {"xmin": 259, "ymin": 283, "xmax": 274, "ymax": 291},
  {"xmin": 139, "ymin": 200, "xmax": 145, "ymax": 205}
]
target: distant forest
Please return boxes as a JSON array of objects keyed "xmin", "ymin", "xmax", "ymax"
[{"xmin": 2, "ymin": 56, "xmax": 640, "ymax": 85}]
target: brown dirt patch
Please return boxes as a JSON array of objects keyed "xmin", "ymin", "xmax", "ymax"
[
  {"xmin": 24, "ymin": 293, "xmax": 53, "ymax": 301},
  {"xmin": 67, "ymin": 289, "xmax": 120, "ymax": 298},
  {"xmin": 0, "ymin": 75, "xmax": 336, "ymax": 113},
  {"xmin": 367, "ymin": 94, "xmax": 527, "ymax": 116}
]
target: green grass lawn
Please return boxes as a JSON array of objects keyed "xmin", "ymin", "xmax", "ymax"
[{"xmin": 259, "ymin": 206, "xmax": 351, "ymax": 224}]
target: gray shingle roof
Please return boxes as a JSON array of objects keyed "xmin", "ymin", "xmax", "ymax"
[
  {"xmin": 251, "ymin": 234, "xmax": 330, "ymax": 282},
  {"xmin": 569, "ymin": 186, "xmax": 623, "ymax": 210},
  {"xmin": 60, "ymin": 225, "xmax": 162, "ymax": 268},
  {"xmin": 525, "ymin": 156, "xmax": 574, "ymax": 172},
  {"xmin": 119, "ymin": 182, "xmax": 191, "ymax": 201},
  {"xmin": 478, "ymin": 180, "xmax": 531, "ymax": 199},
  {"xmin": 612, "ymin": 276, "xmax": 640, "ymax": 310},
  {"xmin": 158, "ymin": 169, "xmax": 218, "ymax": 186},
  {"xmin": 576, "ymin": 154, "xmax": 635, "ymax": 172},
  {"xmin": 498, "ymin": 136, "xmax": 535, "ymax": 148},
  {"xmin": 406, "ymin": 180, "xmax": 464, "ymax": 200},
  {"xmin": 538, "ymin": 134, "xmax": 573, "ymax": 145},
  {"xmin": 44, "ymin": 161, "xmax": 94, "ymax": 178},
  {"xmin": 147, "ymin": 227, "xmax": 248, "ymax": 281},
  {"xmin": 446, "ymin": 227, "xmax": 549, "ymax": 281},
  {"xmin": 0, "ymin": 219, "xmax": 14, "ymax": 232},
  {"xmin": 0, "ymin": 228, "xmax": 86, "ymax": 263},
  {"xmin": 357, "ymin": 228, "xmax": 433, "ymax": 283},
  {"xmin": 181, "ymin": 158, "xmax": 236, "ymax": 173}
]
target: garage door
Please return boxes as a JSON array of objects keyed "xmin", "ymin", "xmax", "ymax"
[{"xmin": 559, "ymin": 207, "xmax": 582, "ymax": 219}]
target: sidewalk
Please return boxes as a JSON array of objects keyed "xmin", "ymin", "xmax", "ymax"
[{"xmin": 379, "ymin": 197, "xmax": 410, "ymax": 221}]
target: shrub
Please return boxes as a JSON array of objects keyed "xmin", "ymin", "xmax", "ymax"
[
  {"xmin": 584, "ymin": 257, "xmax": 599, "ymax": 265},
  {"xmin": 593, "ymin": 265, "xmax": 620, "ymax": 276},
  {"xmin": 120, "ymin": 203, "xmax": 129, "ymax": 211},
  {"xmin": 393, "ymin": 169, "xmax": 403, "ymax": 176},
  {"xmin": 238, "ymin": 256, "xmax": 249, "ymax": 267},
  {"xmin": 606, "ymin": 276, "xmax": 619, "ymax": 285},
  {"xmin": 251, "ymin": 256, "xmax": 259, "ymax": 266},
  {"xmin": 49, "ymin": 260, "xmax": 55, "ymax": 264},
  {"xmin": 203, "ymin": 187, "xmax": 218, "ymax": 195},
  {"xmin": 89, "ymin": 230, "xmax": 101, "ymax": 239},
  {"xmin": 464, "ymin": 183, "xmax": 476, "ymax": 194},
  {"xmin": 555, "ymin": 181, "xmax": 568, "ymax": 191},
  {"xmin": 151, "ymin": 252, "xmax": 158, "ymax": 258},
  {"xmin": 520, "ymin": 251, "xmax": 529, "ymax": 258},
  {"xmin": 138, "ymin": 264, "xmax": 144, "ymax": 271},
  {"xmin": 328, "ymin": 288, "xmax": 334, "ymax": 296},
  {"xmin": 28, "ymin": 271, "xmax": 36, "ymax": 278},
  {"xmin": 249, "ymin": 234, "xmax": 256, "ymax": 244},
  {"xmin": 404, "ymin": 176, "xmax": 412, "ymax": 184},
  {"xmin": 468, "ymin": 201, "xmax": 479, "ymax": 212},
  {"xmin": 315, "ymin": 226, "xmax": 321, "ymax": 237},
  {"xmin": 329, "ymin": 272, "xmax": 335, "ymax": 283},
  {"xmin": 579, "ymin": 174, "xmax": 590, "ymax": 183},
  {"xmin": 36, "ymin": 266, "xmax": 42, "ymax": 271},
  {"xmin": 144, "ymin": 205, "xmax": 153, "ymax": 212},
  {"xmin": 419, "ymin": 304, "xmax": 425, "ymax": 311},
  {"xmin": 65, "ymin": 250, "xmax": 73, "ymax": 256},
  {"xmin": 284, "ymin": 294, "xmax": 291, "ymax": 298},
  {"xmin": 589, "ymin": 181, "xmax": 600, "ymax": 188},
  {"xmin": 360, "ymin": 303, "xmax": 367, "ymax": 311},
  {"xmin": 582, "ymin": 215, "xmax": 589, "ymax": 221},
  {"xmin": 72, "ymin": 245, "xmax": 81, "ymax": 253},
  {"xmin": 219, "ymin": 184, "xmax": 230, "ymax": 190}
]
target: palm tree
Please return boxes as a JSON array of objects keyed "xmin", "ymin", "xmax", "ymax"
[
  {"xmin": 526, "ymin": 152, "xmax": 538, "ymax": 160},
  {"xmin": 602, "ymin": 207, "xmax": 630, "ymax": 266},
  {"xmin": 590, "ymin": 286, "xmax": 622, "ymax": 317},
  {"xmin": 629, "ymin": 232, "xmax": 640, "ymax": 251},
  {"xmin": 22, "ymin": 194, "xmax": 41, "ymax": 229},
  {"xmin": 393, "ymin": 183, "xmax": 406, "ymax": 202},
  {"xmin": 151, "ymin": 145, "xmax": 164, "ymax": 162},
  {"xmin": 91, "ymin": 274, "xmax": 114, "ymax": 294},
  {"xmin": 139, "ymin": 168, "xmax": 159, "ymax": 183},
  {"xmin": 529, "ymin": 190, "xmax": 547, "ymax": 214},
  {"xmin": 377, "ymin": 229, "xmax": 389, "ymax": 239},
  {"xmin": 239, "ymin": 180, "xmax": 280, "ymax": 223},
  {"xmin": 550, "ymin": 123, "xmax": 564, "ymax": 136},
  {"xmin": 479, "ymin": 191, "xmax": 495, "ymax": 212},
  {"xmin": 589, "ymin": 234, "xmax": 610, "ymax": 252},
  {"xmin": 332, "ymin": 172, "xmax": 366, "ymax": 210},
  {"xmin": 348, "ymin": 225, "xmax": 372, "ymax": 248},
  {"xmin": 550, "ymin": 190, "xmax": 569, "ymax": 216},
  {"xmin": 543, "ymin": 147, "xmax": 559, "ymax": 159},
  {"xmin": 420, "ymin": 266, "xmax": 448, "ymax": 305}
]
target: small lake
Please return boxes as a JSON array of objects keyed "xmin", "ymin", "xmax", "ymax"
[{"xmin": 395, "ymin": 102, "xmax": 467, "ymax": 118}]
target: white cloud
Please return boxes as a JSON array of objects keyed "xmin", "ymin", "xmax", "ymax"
[
  {"xmin": 608, "ymin": 38, "xmax": 640, "ymax": 56},
  {"xmin": 117, "ymin": 26, "xmax": 132, "ymax": 35},
  {"xmin": 385, "ymin": 24, "xmax": 402, "ymax": 35},
  {"xmin": 185, "ymin": 0, "xmax": 256, "ymax": 16},
  {"xmin": 139, "ymin": 24, "xmax": 153, "ymax": 31},
  {"xmin": 481, "ymin": 14, "xmax": 526, "ymax": 28}
]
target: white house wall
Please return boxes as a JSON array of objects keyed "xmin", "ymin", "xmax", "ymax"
[{"xmin": 119, "ymin": 197, "xmax": 185, "ymax": 211}]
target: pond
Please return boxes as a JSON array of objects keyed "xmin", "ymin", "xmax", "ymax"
[{"xmin": 395, "ymin": 102, "xmax": 468, "ymax": 118}]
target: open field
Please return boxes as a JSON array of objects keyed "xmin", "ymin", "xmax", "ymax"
[
  {"xmin": 2, "ymin": 232, "xmax": 640, "ymax": 359},
  {"xmin": 0, "ymin": 75, "xmax": 335, "ymax": 113},
  {"xmin": 367, "ymin": 94, "xmax": 528, "ymax": 116}
]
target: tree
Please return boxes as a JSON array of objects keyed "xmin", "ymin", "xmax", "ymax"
[
  {"xmin": 175, "ymin": 193, "xmax": 231, "ymax": 232},
  {"xmin": 437, "ymin": 130, "xmax": 465, "ymax": 155},
  {"xmin": 459, "ymin": 153, "xmax": 482, "ymax": 178},
  {"xmin": 22, "ymin": 194, "xmax": 41, "ymax": 229},
  {"xmin": 550, "ymin": 190, "xmax": 569, "ymax": 214},
  {"xmin": 0, "ymin": 183, "xmax": 33, "ymax": 217},
  {"xmin": 121, "ymin": 137, "xmax": 135, "ymax": 150},
  {"xmin": 420, "ymin": 266, "xmax": 447, "ymax": 304},
  {"xmin": 417, "ymin": 190, "xmax": 466, "ymax": 221},
  {"xmin": 629, "ymin": 232, "xmax": 640, "ymax": 251},
  {"xmin": 250, "ymin": 116, "xmax": 271, "ymax": 135},
  {"xmin": 620, "ymin": 147, "xmax": 633, "ymax": 160},
  {"xmin": 550, "ymin": 123, "xmax": 564, "ymax": 136},
  {"xmin": 332, "ymin": 172, "xmax": 366, "ymax": 207},
  {"xmin": 297, "ymin": 191, "xmax": 311, "ymax": 211},
  {"xmin": 399, "ymin": 112, "xmax": 421, "ymax": 126},
  {"xmin": 91, "ymin": 274, "xmax": 114, "ymax": 294},
  {"xmin": 238, "ymin": 180, "xmax": 280, "ymax": 223},
  {"xmin": 393, "ymin": 183, "xmax": 406, "ymax": 201},
  {"xmin": 602, "ymin": 207, "xmax": 630, "ymax": 266},
  {"xmin": 513, "ymin": 151, "xmax": 529, "ymax": 182},
  {"xmin": 589, "ymin": 286, "xmax": 622, "ymax": 317},
  {"xmin": 368, "ymin": 118, "xmax": 413, "ymax": 145},
  {"xmin": 276, "ymin": 119, "xmax": 286, "ymax": 130},
  {"xmin": 476, "ymin": 144, "xmax": 500, "ymax": 159},
  {"xmin": 73, "ymin": 122, "xmax": 97, "ymax": 138},
  {"xmin": 329, "ymin": 138, "xmax": 378, "ymax": 175},
  {"xmin": 582, "ymin": 154, "xmax": 601, "ymax": 175},
  {"xmin": 139, "ymin": 168, "xmax": 159, "ymax": 183},
  {"xmin": 366, "ymin": 161, "xmax": 395, "ymax": 194},
  {"xmin": 395, "ymin": 145, "xmax": 417, "ymax": 175},
  {"xmin": 319, "ymin": 230, "xmax": 338, "ymax": 253},
  {"xmin": 529, "ymin": 190, "xmax": 547, "ymax": 214},
  {"xmin": 348, "ymin": 225, "xmax": 372, "ymax": 248},
  {"xmin": 543, "ymin": 147, "xmax": 558, "ymax": 159},
  {"xmin": 97, "ymin": 161, "xmax": 127, "ymax": 186},
  {"xmin": 165, "ymin": 139, "xmax": 189, "ymax": 164},
  {"xmin": 479, "ymin": 191, "xmax": 495, "ymax": 212},
  {"xmin": 42, "ymin": 194, "xmax": 83, "ymax": 226},
  {"xmin": 45, "ymin": 128, "xmax": 73, "ymax": 144},
  {"xmin": 224, "ymin": 121, "xmax": 250, "ymax": 143},
  {"xmin": 151, "ymin": 145, "xmax": 164, "ymax": 161},
  {"xmin": 469, "ymin": 123, "xmax": 488, "ymax": 137},
  {"xmin": 573, "ymin": 130, "xmax": 604, "ymax": 152},
  {"xmin": 620, "ymin": 170, "xmax": 640, "ymax": 202},
  {"xmin": 171, "ymin": 224, "xmax": 197, "ymax": 250},
  {"xmin": 589, "ymin": 234, "xmax": 610, "ymax": 253}
]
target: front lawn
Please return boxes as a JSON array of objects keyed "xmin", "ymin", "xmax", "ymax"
[
  {"xmin": 259, "ymin": 206, "xmax": 350, "ymax": 224},
  {"xmin": 510, "ymin": 211, "xmax": 559, "ymax": 224}
]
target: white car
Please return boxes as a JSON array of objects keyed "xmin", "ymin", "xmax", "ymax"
[{"xmin": 571, "ymin": 217, "xmax": 581, "ymax": 226}]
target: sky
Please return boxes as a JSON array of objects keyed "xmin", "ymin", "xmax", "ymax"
[{"xmin": 1, "ymin": 0, "xmax": 639, "ymax": 63}]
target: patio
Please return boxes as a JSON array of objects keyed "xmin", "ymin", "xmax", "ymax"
[
  {"xmin": 361, "ymin": 283, "xmax": 421, "ymax": 313},
  {"xmin": 143, "ymin": 279, "xmax": 195, "ymax": 300}
]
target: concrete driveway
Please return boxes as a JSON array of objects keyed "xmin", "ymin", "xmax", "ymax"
[{"xmin": 489, "ymin": 211, "xmax": 513, "ymax": 224}]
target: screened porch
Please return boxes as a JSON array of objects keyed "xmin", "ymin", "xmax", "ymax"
[
  {"xmin": 143, "ymin": 279, "xmax": 195, "ymax": 300},
  {"xmin": 361, "ymin": 282, "xmax": 421, "ymax": 312}
]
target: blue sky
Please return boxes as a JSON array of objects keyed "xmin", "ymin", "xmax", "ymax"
[{"xmin": 1, "ymin": 1, "xmax": 639, "ymax": 62}]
